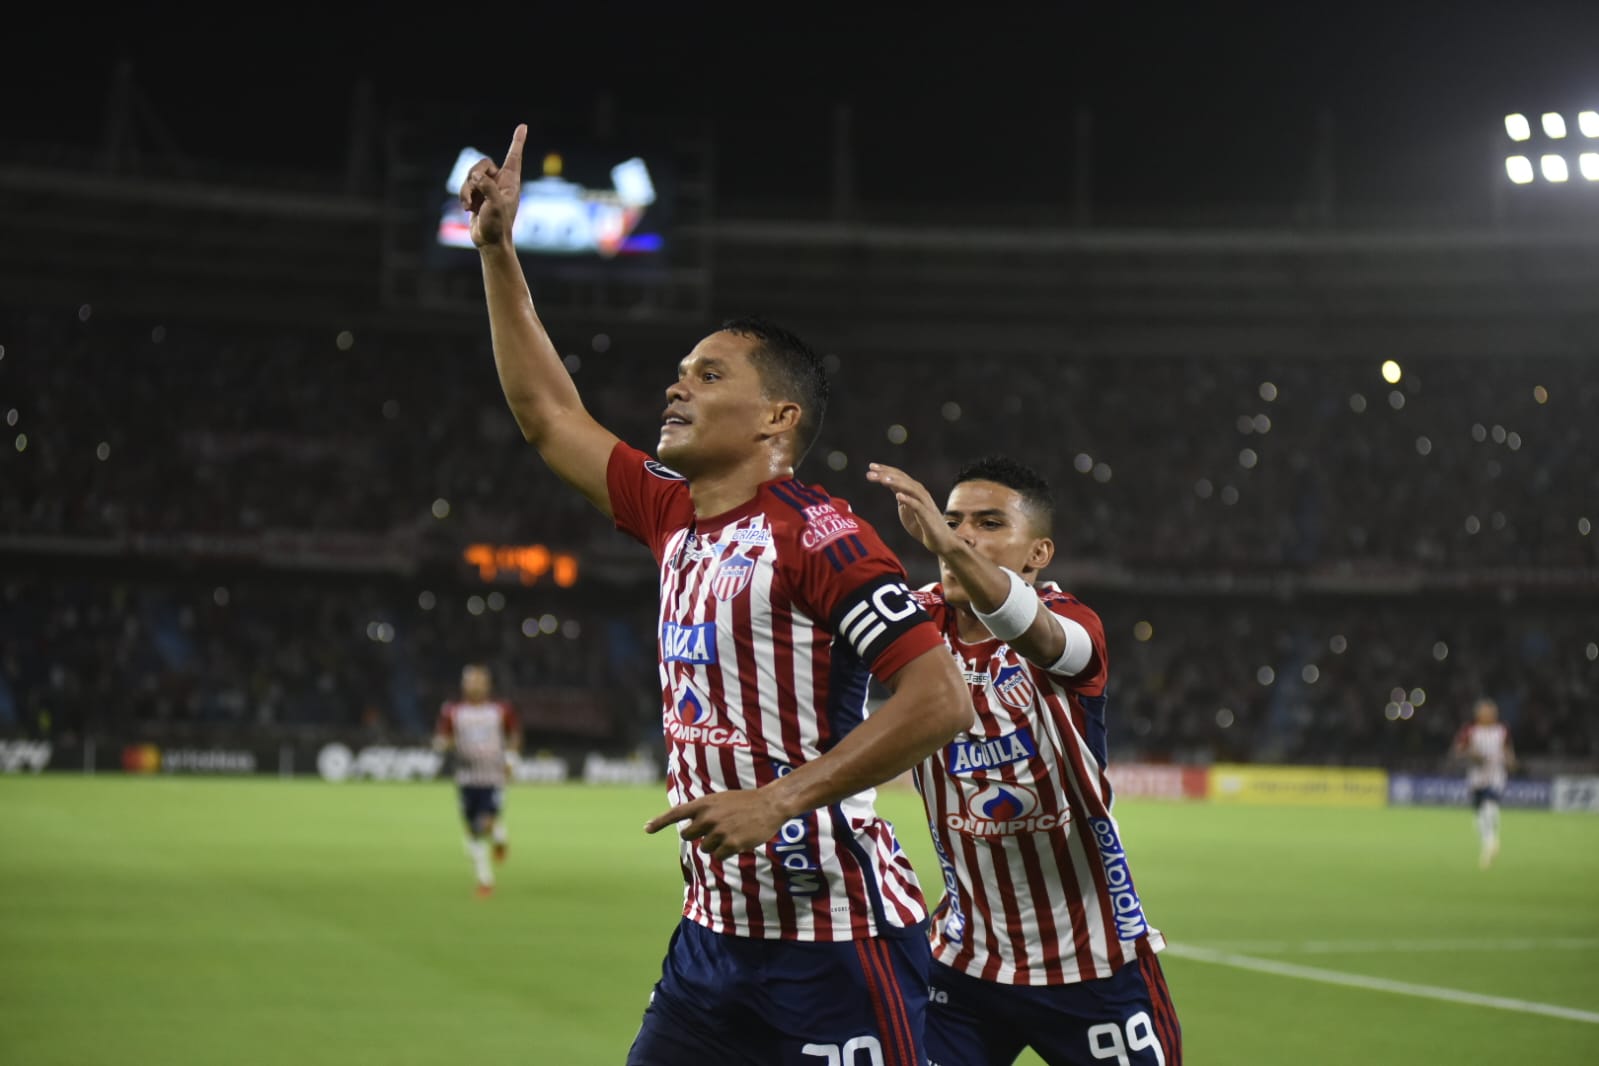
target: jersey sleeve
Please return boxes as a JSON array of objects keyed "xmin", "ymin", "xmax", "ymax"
[
  {"xmin": 605, "ymin": 442, "xmax": 696, "ymax": 562},
  {"xmin": 781, "ymin": 496, "xmax": 944, "ymax": 682},
  {"xmin": 434, "ymin": 703, "xmax": 455, "ymax": 739},
  {"xmin": 1038, "ymin": 588, "xmax": 1109, "ymax": 696}
]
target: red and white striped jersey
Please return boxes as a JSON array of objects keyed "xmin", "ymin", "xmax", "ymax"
[
  {"xmin": 1454, "ymin": 722, "xmax": 1511, "ymax": 790},
  {"xmin": 910, "ymin": 582, "xmax": 1165, "ymax": 986},
  {"xmin": 436, "ymin": 700, "xmax": 516, "ymax": 787},
  {"xmin": 607, "ymin": 443, "xmax": 946, "ymax": 942}
]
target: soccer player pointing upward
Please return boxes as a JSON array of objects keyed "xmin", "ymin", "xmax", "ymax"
[
  {"xmin": 462, "ymin": 126, "xmax": 970, "ymax": 1065},
  {"xmin": 869, "ymin": 457, "xmax": 1181, "ymax": 1066}
]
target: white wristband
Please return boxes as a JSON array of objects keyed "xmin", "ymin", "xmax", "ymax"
[
  {"xmin": 972, "ymin": 567, "xmax": 1038, "ymax": 642},
  {"xmin": 1047, "ymin": 616, "xmax": 1094, "ymax": 676}
]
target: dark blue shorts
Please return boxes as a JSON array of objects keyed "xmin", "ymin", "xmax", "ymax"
[
  {"xmin": 627, "ymin": 917, "xmax": 930, "ymax": 1066},
  {"xmin": 926, "ymin": 945, "xmax": 1181, "ymax": 1066},
  {"xmin": 457, "ymin": 785, "xmax": 501, "ymax": 828},
  {"xmin": 1471, "ymin": 787, "xmax": 1502, "ymax": 810}
]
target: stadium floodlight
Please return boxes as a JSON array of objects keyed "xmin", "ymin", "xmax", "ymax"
[
  {"xmin": 1541, "ymin": 155, "xmax": 1569, "ymax": 182},
  {"xmin": 1582, "ymin": 153, "xmax": 1599, "ymax": 182},
  {"xmin": 1581, "ymin": 111, "xmax": 1599, "ymax": 138},
  {"xmin": 1505, "ymin": 113, "xmax": 1532, "ymax": 141},
  {"xmin": 1542, "ymin": 112, "xmax": 1568, "ymax": 138},
  {"xmin": 1505, "ymin": 155, "xmax": 1535, "ymax": 184}
]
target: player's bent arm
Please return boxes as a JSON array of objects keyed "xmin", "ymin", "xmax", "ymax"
[
  {"xmin": 480, "ymin": 242, "xmax": 621, "ymax": 517},
  {"xmin": 936, "ymin": 541, "xmax": 1092, "ymax": 674},
  {"xmin": 761, "ymin": 646, "xmax": 970, "ymax": 820}
]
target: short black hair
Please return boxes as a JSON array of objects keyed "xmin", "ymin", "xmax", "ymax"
[
  {"xmin": 954, "ymin": 456, "xmax": 1055, "ymax": 536},
  {"xmin": 719, "ymin": 316, "xmax": 829, "ymax": 465}
]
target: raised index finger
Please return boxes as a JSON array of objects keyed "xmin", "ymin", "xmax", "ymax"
[{"xmin": 502, "ymin": 124, "xmax": 528, "ymax": 175}]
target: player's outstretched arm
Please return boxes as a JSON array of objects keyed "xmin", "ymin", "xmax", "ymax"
[
  {"xmin": 644, "ymin": 645, "xmax": 969, "ymax": 860},
  {"xmin": 464, "ymin": 124, "xmax": 621, "ymax": 517},
  {"xmin": 867, "ymin": 462, "xmax": 1077, "ymax": 670}
]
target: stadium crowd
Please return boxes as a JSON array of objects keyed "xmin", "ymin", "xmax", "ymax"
[
  {"xmin": 4, "ymin": 306, "xmax": 1594, "ymax": 571},
  {"xmin": 3, "ymin": 306, "xmax": 1595, "ymax": 767},
  {"xmin": 4, "ymin": 571, "xmax": 1593, "ymax": 769}
]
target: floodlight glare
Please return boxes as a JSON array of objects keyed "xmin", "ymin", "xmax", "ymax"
[
  {"xmin": 1581, "ymin": 153, "xmax": 1599, "ymax": 182},
  {"xmin": 1541, "ymin": 154, "xmax": 1569, "ymax": 182},
  {"xmin": 1542, "ymin": 112, "xmax": 1568, "ymax": 139},
  {"xmin": 1580, "ymin": 111, "xmax": 1599, "ymax": 138},
  {"xmin": 1504, "ymin": 113, "xmax": 1531, "ymax": 141},
  {"xmin": 1505, "ymin": 155, "xmax": 1534, "ymax": 184}
]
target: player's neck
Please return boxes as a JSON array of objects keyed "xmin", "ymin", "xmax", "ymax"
[
  {"xmin": 951, "ymin": 605, "xmax": 994, "ymax": 646},
  {"xmin": 687, "ymin": 453, "xmax": 794, "ymax": 521}
]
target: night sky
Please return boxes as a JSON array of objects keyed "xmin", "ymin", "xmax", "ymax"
[{"xmin": 5, "ymin": 2, "xmax": 1599, "ymax": 214}]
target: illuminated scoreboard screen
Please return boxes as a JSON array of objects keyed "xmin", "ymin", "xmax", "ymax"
[{"xmin": 433, "ymin": 140, "xmax": 671, "ymax": 264}]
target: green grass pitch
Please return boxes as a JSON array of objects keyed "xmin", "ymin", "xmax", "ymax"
[{"xmin": 2, "ymin": 776, "xmax": 1596, "ymax": 1064}]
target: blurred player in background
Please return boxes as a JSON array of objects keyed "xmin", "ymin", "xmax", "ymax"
[
  {"xmin": 869, "ymin": 457, "xmax": 1180, "ymax": 1066},
  {"xmin": 462, "ymin": 125, "xmax": 970, "ymax": 1064},
  {"xmin": 1451, "ymin": 698, "xmax": 1517, "ymax": 869},
  {"xmin": 433, "ymin": 663, "xmax": 521, "ymax": 897}
]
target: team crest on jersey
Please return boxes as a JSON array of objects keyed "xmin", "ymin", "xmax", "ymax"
[
  {"xmin": 711, "ymin": 554, "xmax": 756, "ymax": 601},
  {"xmin": 644, "ymin": 459, "xmax": 686, "ymax": 481},
  {"xmin": 945, "ymin": 781, "xmax": 1066, "ymax": 837},
  {"xmin": 991, "ymin": 663, "xmax": 1036, "ymax": 709},
  {"xmin": 665, "ymin": 687, "xmax": 750, "ymax": 749}
]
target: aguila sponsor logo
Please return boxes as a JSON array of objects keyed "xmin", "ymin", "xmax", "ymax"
[
  {"xmin": 662, "ymin": 621, "xmax": 718, "ymax": 664},
  {"xmin": 945, "ymin": 781, "xmax": 1066, "ymax": 836},
  {"xmin": 945, "ymin": 729, "xmax": 1037, "ymax": 776},
  {"xmin": 665, "ymin": 689, "xmax": 750, "ymax": 749}
]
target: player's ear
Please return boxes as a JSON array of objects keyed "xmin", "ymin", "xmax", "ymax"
[
  {"xmin": 1027, "ymin": 536, "xmax": 1055, "ymax": 573},
  {"xmin": 763, "ymin": 400, "xmax": 802, "ymax": 440}
]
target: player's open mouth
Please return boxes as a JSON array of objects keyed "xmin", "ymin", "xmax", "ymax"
[{"xmin": 661, "ymin": 409, "xmax": 692, "ymax": 426}]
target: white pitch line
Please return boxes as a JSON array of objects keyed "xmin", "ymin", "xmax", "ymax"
[
  {"xmin": 1164, "ymin": 943, "xmax": 1599, "ymax": 1025},
  {"xmin": 1191, "ymin": 937, "xmax": 1599, "ymax": 955}
]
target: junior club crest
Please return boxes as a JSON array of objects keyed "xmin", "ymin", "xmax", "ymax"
[
  {"xmin": 992, "ymin": 663, "xmax": 1036, "ymax": 710},
  {"xmin": 712, "ymin": 555, "xmax": 756, "ymax": 601}
]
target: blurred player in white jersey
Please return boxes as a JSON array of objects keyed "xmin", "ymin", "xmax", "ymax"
[
  {"xmin": 869, "ymin": 457, "xmax": 1180, "ymax": 1066},
  {"xmin": 433, "ymin": 664, "xmax": 521, "ymax": 896},
  {"xmin": 1451, "ymin": 698, "xmax": 1517, "ymax": 869}
]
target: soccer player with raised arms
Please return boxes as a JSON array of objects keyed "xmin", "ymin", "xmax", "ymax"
[
  {"xmin": 868, "ymin": 456, "xmax": 1181, "ymax": 1066},
  {"xmin": 460, "ymin": 125, "xmax": 971, "ymax": 1065}
]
